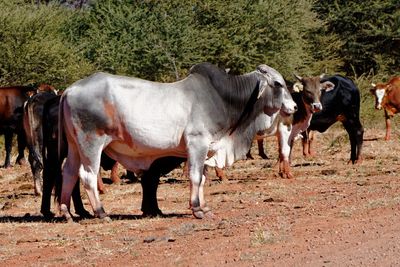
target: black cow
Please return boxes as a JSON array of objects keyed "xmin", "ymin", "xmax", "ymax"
[{"xmin": 302, "ymin": 75, "xmax": 364, "ymax": 163}]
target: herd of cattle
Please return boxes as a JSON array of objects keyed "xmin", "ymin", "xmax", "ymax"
[{"xmin": 0, "ymin": 62, "xmax": 398, "ymax": 222}]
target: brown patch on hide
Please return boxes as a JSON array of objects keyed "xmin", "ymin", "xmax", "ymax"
[{"xmin": 98, "ymin": 100, "xmax": 134, "ymax": 148}]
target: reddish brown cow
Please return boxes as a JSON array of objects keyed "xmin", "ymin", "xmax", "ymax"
[
  {"xmin": 0, "ymin": 86, "xmax": 39, "ymax": 168},
  {"xmin": 370, "ymin": 77, "xmax": 400, "ymax": 141}
]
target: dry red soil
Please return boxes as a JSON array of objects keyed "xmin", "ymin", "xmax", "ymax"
[{"xmin": 1, "ymin": 127, "xmax": 400, "ymax": 266}]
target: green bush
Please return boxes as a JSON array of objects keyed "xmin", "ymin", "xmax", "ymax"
[{"xmin": 0, "ymin": 0, "xmax": 94, "ymax": 88}]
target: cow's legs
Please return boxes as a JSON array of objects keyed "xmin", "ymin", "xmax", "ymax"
[
  {"xmin": 3, "ymin": 131, "xmax": 13, "ymax": 168},
  {"xmin": 110, "ymin": 162, "xmax": 121, "ymax": 184},
  {"xmin": 384, "ymin": 111, "xmax": 392, "ymax": 141},
  {"xmin": 302, "ymin": 130, "xmax": 318, "ymax": 157},
  {"xmin": 41, "ymin": 159, "xmax": 56, "ymax": 218},
  {"xmin": 28, "ymin": 150, "xmax": 43, "ymax": 196},
  {"xmin": 277, "ymin": 122, "xmax": 293, "ymax": 179},
  {"xmin": 16, "ymin": 131, "xmax": 26, "ymax": 165},
  {"xmin": 141, "ymin": 168, "xmax": 162, "ymax": 217},
  {"xmin": 71, "ymin": 179, "xmax": 92, "ymax": 218},
  {"xmin": 257, "ymin": 139, "xmax": 269, "ymax": 159},
  {"xmin": 97, "ymin": 173, "xmax": 105, "ymax": 194},
  {"xmin": 141, "ymin": 157, "xmax": 185, "ymax": 217},
  {"xmin": 343, "ymin": 119, "xmax": 364, "ymax": 164}
]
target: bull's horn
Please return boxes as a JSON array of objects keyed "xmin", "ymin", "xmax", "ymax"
[
  {"xmin": 371, "ymin": 83, "xmax": 376, "ymax": 87},
  {"xmin": 293, "ymin": 73, "xmax": 302, "ymax": 81}
]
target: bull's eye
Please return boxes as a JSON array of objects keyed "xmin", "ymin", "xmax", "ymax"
[{"xmin": 274, "ymin": 81, "xmax": 282, "ymax": 88}]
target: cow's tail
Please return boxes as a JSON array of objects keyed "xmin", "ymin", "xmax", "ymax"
[
  {"xmin": 25, "ymin": 101, "xmax": 43, "ymax": 169},
  {"xmin": 54, "ymin": 94, "xmax": 67, "ymax": 205}
]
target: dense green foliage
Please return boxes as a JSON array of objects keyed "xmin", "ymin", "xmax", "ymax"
[
  {"xmin": 0, "ymin": 0, "xmax": 94, "ymax": 87},
  {"xmin": 314, "ymin": 0, "xmax": 400, "ymax": 76},
  {"xmin": 62, "ymin": 0, "xmax": 325, "ymax": 81}
]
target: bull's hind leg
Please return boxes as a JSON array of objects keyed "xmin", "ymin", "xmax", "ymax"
[{"xmin": 79, "ymin": 163, "xmax": 109, "ymax": 221}]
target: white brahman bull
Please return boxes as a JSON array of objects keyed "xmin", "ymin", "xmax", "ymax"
[{"xmin": 59, "ymin": 62, "xmax": 297, "ymax": 222}]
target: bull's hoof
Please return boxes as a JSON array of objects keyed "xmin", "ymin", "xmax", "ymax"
[
  {"xmin": 259, "ymin": 153, "xmax": 269, "ymax": 160},
  {"xmin": 60, "ymin": 204, "xmax": 74, "ymax": 223},
  {"xmin": 193, "ymin": 210, "xmax": 205, "ymax": 219},
  {"xmin": 192, "ymin": 206, "xmax": 213, "ymax": 219}
]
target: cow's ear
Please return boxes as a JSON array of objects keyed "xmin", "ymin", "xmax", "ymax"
[
  {"xmin": 321, "ymin": 81, "xmax": 335, "ymax": 92},
  {"xmin": 292, "ymin": 82, "xmax": 303, "ymax": 92}
]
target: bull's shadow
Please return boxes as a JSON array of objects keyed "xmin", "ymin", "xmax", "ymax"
[{"xmin": 0, "ymin": 212, "xmax": 191, "ymax": 223}]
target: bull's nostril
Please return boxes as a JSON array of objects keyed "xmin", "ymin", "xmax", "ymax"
[{"xmin": 294, "ymin": 105, "xmax": 298, "ymax": 111}]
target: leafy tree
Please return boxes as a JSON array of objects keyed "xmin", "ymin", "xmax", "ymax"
[
  {"xmin": 0, "ymin": 0, "xmax": 94, "ymax": 87},
  {"xmin": 66, "ymin": 0, "xmax": 328, "ymax": 80},
  {"xmin": 314, "ymin": 0, "xmax": 400, "ymax": 76}
]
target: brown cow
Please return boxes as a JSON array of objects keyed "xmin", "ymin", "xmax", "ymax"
[
  {"xmin": 250, "ymin": 74, "xmax": 334, "ymax": 178},
  {"xmin": 370, "ymin": 77, "xmax": 400, "ymax": 141},
  {"xmin": 0, "ymin": 86, "xmax": 39, "ymax": 168}
]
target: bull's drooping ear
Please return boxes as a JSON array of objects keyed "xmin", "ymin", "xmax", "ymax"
[
  {"xmin": 292, "ymin": 82, "xmax": 303, "ymax": 92},
  {"xmin": 257, "ymin": 65, "xmax": 273, "ymax": 84},
  {"xmin": 321, "ymin": 81, "xmax": 335, "ymax": 92},
  {"xmin": 293, "ymin": 73, "xmax": 302, "ymax": 81},
  {"xmin": 256, "ymin": 80, "xmax": 265, "ymax": 99}
]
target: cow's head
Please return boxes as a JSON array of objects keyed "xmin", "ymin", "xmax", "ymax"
[
  {"xmin": 370, "ymin": 83, "xmax": 387, "ymax": 110},
  {"xmin": 292, "ymin": 74, "xmax": 335, "ymax": 113},
  {"xmin": 256, "ymin": 65, "xmax": 297, "ymax": 116}
]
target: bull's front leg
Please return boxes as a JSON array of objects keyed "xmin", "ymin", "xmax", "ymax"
[{"xmin": 187, "ymin": 139, "xmax": 212, "ymax": 219}]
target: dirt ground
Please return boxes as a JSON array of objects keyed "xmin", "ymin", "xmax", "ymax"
[{"xmin": 1, "ymin": 126, "xmax": 400, "ymax": 266}]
